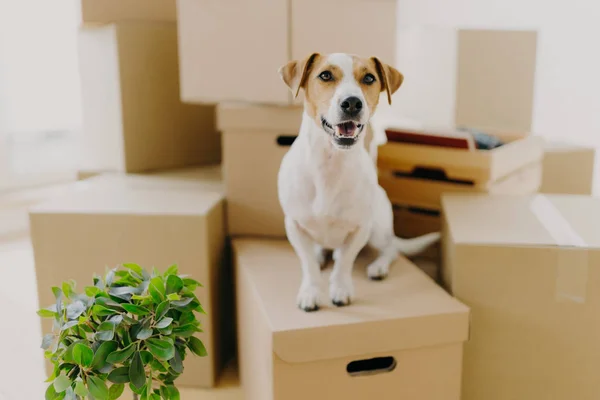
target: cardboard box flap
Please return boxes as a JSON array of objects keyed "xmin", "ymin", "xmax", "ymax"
[
  {"xmin": 217, "ymin": 103, "xmax": 303, "ymax": 133},
  {"xmin": 30, "ymin": 175, "xmax": 223, "ymax": 216},
  {"xmin": 234, "ymin": 239, "xmax": 469, "ymax": 364},
  {"xmin": 442, "ymin": 194, "xmax": 600, "ymax": 248}
]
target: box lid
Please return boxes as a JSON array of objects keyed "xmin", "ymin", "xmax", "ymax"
[
  {"xmin": 442, "ymin": 193, "xmax": 600, "ymax": 248},
  {"xmin": 30, "ymin": 172, "xmax": 223, "ymax": 216},
  {"xmin": 233, "ymin": 239, "xmax": 469, "ymax": 364},
  {"xmin": 216, "ymin": 103, "xmax": 303, "ymax": 133}
]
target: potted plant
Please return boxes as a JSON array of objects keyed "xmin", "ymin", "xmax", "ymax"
[{"xmin": 38, "ymin": 263, "xmax": 208, "ymax": 400}]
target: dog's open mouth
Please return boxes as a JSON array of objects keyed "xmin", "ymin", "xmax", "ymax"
[{"xmin": 321, "ymin": 117, "xmax": 364, "ymax": 148}]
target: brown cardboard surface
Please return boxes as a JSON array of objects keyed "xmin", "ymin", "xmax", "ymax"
[
  {"xmin": 78, "ymin": 21, "xmax": 220, "ymax": 173},
  {"xmin": 30, "ymin": 170, "xmax": 227, "ymax": 388},
  {"xmin": 234, "ymin": 238, "xmax": 469, "ymax": 400},
  {"xmin": 540, "ymin": 139, "xmax": 596, "ymax": 195},
  {"xmin": 378, "ymin": 135, "xmax": 543, "ymax": 185},
  {"xmin": 381, "ymin": 162, "xmax": 541, "ymax": 210},
  {"xmin": 79, "ymin": 0, "xmax": 176, "ymax": 22},
  {"xmin": 455, "ymin": 30, "xmax": 538, "ymax": 132},
  {"xmin": 441, "ymin": 193, "xmax": 600, "ymax": 400},
  {"xmin": 177, "ymin": 0, "xmax": 396, "ymax": 105},
  {"xmin": 219, "ymin": 104, "xmax": 303, "ymax": 237}
]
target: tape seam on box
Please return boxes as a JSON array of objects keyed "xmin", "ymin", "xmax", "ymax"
[{"xmin": 530, "ymin": 194, "xmax": 588, "ymax": 304}]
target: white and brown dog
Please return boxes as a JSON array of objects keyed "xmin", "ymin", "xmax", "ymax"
[{"xmin": 277, "ymin": 52, "xmax": 440, "ymax": 312}]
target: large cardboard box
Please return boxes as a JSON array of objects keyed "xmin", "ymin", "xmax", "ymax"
[
  {"xmin": 391, "ymin": 27, "xmax": 538, "ymax": 130},
  {"xmin": 218, "ymin": 104, "xmax": 302, "ymax": 237},
  {"xmin": 78, "ymin": 0, "xmax": 176, "ymax": 23},
  {"xmin": 441, "ymin": 193, "xmax": 600, "ymax": 400},
  {"xmin": 540, "ymin": 140, "xmax": 596, "ymax": 195},
  {"xmin": 177, "ymin": 0, "xmax": 396, "ymax": 105},
  {"xmin": 233, "ymin": 239, "xmax": 470, "ymax": 400},
  {"xmin": 30, "ymin": 169, "xmax": 226, "ymax": 388},
  {"xmin": 78, "ymin": 21, "xmax": 220, "ymax": 174}
]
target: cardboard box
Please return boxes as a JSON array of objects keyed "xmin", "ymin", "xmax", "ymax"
[
  {"xmin": 381, "ymin": 162, "xmax": 542, "ymax": 210},
  {"xmin": 378, "ymin": 131, "xmax": 543, "ymax": 186},
  {"xmin": 540, "ymin": 140, "xmax": 596, "ymax": 195},
  {"xmin": 79, "ymin": 0, "xmax": 176, "ymax": 23},
  {"xmin": 441, "ymin": 193, "xmax": 600, "ymax": 400},
  {"xmin": 78, "ymin": 21, "xmax": 220, "ymax": 174},
  {"xmin": 233, "ymin": 239, "xmax": 470, "ymax": 400},
  {"xmin": 393, "ymin": 206, "xmax": 441, "ymax": 239},
  {"xmin": 218, "ymin": 104, "xmax": 302, "ymax": 237},
  {"xmin": 177, "ymin": 0, "xmax": 396, "ymax": 105},
  {"xmin": 30, "ymin": 168, "xmax": 226, "ymax": 388},
  {"xmin": 391, "ymin": 27, "xmax": 538, "ymax": 131}
]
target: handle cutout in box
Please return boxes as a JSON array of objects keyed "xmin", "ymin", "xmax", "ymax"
[
  {"xmin": 394, "ymin": 167, "xmax": 474, "ymax": 186},
  {"xmin": 276, "ymin": 135, "xmax": 297, "ymax": 147},
  {"xmin": 346, "ymin": 356, "xmax": 397, "ymax": 377}
]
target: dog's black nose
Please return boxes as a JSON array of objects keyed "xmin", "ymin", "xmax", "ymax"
[{"xmin": 340, "ymin": 96, "xmax": 363, "ymax": 116}]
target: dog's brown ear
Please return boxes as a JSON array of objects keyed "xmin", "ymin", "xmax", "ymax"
[
  {"xmin": 279, "ymin": 53, "xmax": 320, "ymax": 98},
  {"xmin": 371, "ymin": 57, "xmax": 404, "ymax": 105}
]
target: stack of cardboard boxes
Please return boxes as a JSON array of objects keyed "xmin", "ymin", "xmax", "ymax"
[{"xmin": 28, "ymin": 3, "xmax": 600, "ymax": 399}]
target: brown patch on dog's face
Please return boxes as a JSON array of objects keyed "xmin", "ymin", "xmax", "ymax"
[
  {"xmin": 353, "ymin": 57, "xmax": 386, "ymax": 117},
  {"xmin": 303, "ymin": 59, "xmax": 343, "ymax": 120}
]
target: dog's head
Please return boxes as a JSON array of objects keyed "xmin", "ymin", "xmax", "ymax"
[{"xmin": 279, "ymin": 53, "xmax": 403, "ymax": 149}]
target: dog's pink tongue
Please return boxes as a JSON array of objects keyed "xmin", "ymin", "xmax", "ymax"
[{"xmin": 338, "ymin": 122, "xmax": 356, "ymax": 136}]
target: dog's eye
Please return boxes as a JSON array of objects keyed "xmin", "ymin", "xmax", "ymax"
[
  {"xmin": 318, "ymin": 71, "xmax": 333, "ymax": 81},
  {"xmin": 363, "ymin": 73, "xmax": 376, "ymax": 85}
]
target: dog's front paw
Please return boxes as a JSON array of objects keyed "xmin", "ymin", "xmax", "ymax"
[
  {"xmin": 297, "ymin": 283, "xmax": 322, "ymax": 312},
  {"xmin": 329, "ymin": 279, "xmax": 354, "ymax": 307},
  {"xmin": 367, "ymin": 258, "xmax": 391, "ymax": 281}
]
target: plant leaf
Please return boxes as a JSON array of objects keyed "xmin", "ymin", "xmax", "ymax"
[
  {"xmin": 155, "ymin": 317, "xmax": 173, "ymax": 329},
  {"xmin": 168, "ymin": 385, "xmax": 181, "ymax": 400},
  {"xmin": 166, "ymin": 293, "xmax": 181, "ymax": 301},
  {"xmin": 108, "ymin": 383, "xmax": 125, "ymax": 400},
  {"xmin": 121, "ymin": 304, "xmax": 150, "ymax": 316},
  {"xmin": 53, "ymin": 375, "xmax": 71, "ymax": 393},
  {"xmin": 182, "ymin": 277, "xmax": 203, "ymax": 289},
  {"xmin": 107, "ymin": 367, "xmax": 130, "ymax": 384},
  {"xmin": 106, "ymin": 343, "xmax": 136, "ymax": 364},
  {"xmin": 140, "ymin": 350, "xmax": 153, "ymax": 365},
  {"xmin": 61, "ymin": 320, "xmax": 79, "ymax": 332},
  {"xmin": 149, "ymin": 277, "xmax": 165, "ymax": 303},
  {"xmin": 91, "ymin": 340, "xmax": 118, "ymax": 369},
  {"xmin": 136, "ymin": 327, "xmax": 153, "ymax": 340},
  {"xmin": 129, "ymin": 352, "xmax": 146, "ymax": 389},
  {"xmin": 166, "ymin": 275, "xmax": 184, "ymax": 295},
  {"xmin": 92, "ymin": 305, "xmax": 117, "ymax": 317},
  {"xmin": 85, "ymin": 286, "xmax": 101, "ymax": 297},
  {"xmin": 169, "ymin": 348, "xmax": 183, "ymax": 374},
  {"xmin": 45, "ymin": 384, "xmax": 60, "ymax": 400},
  {"xmin": 108, "ymin": 314, "xmax": 124, "ymax": 325},
  {"xmin": 41, "ymin": 334, "xmax": 55, "ymax": 350},
  {"xmin": 172, "ymin": 323, "xmax": 200, "ymax": 337},
  {"xmin": 96, "ymin": 330, "xmax": 115, "ymax": 341},
  {"xmin": 105, "ymin": 268, "xmax": 117, "ymax": 286},
  {"xmin": 73, "ymin": 343, "xmax": 94, "ymax": 367},
  {"xmin": 52, "ymin": 286, "xmax": 63, "ymax": 300},
  {"xmin": 74, "ymin": 381, "xmax": 89, "ymax": 397},
  {"xmin": 146, "ymin": 338, "xmax": 175, "ymax": 361},
  {"xmin": 165, "ymin": 264, "xmax": 178, "ymax": 276},
  {"xmin": 62, "ymin": 281, "xmax": 73, "ymax": 299},
  {"xmin": 123, "ymin": 263, "xmax": 143, "ymax": 276},
  {"xmin": 155, "ymin": 301, "xmax": 170, "ymax": 320},
  {"xmin": 88, "ymin": 376, "xmax": 109, "ymax": 400},
  {"xmin": 37, "ymin": 308, "xmax": 58, "ymax": 318},
  {"xmin": 171, "ymin": 297, "xmax": 194, "ymax": 308},
  {"xmin": 188, "ymin": 336, "xmax": 208, "ymax": 357},
  {"xmin": 66, "ymin": 301, "xmax": 86, "ymax": 320},
  {"xmin": 129, "ymin": 382, "xmax": 146, "ymax": 395}
]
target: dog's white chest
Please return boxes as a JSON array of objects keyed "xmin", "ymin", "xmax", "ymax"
[{"xmin": 278, "ymin": 143, "xmax": 375, "ymax": 249}]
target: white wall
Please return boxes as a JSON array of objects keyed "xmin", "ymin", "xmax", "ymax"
[
  {"xmin": 0, "ymin": 0, "xmax": 81, "ymax": 135},
  {"xmin": 393, "ymin": 0, "xmax": 600, "ymax": 194}
]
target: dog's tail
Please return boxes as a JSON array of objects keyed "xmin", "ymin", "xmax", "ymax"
[{"xmin": 394, "ymin": 232, "xmax": 441, "ymax": 257}]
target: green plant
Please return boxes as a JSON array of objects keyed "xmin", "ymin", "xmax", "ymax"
[{"xmin": 38, "ymin": 264, "xmax": 207, "ymax": 400}]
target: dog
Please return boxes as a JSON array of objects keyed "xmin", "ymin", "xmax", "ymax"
[{"xmin": 277, "ymin": 52, "xmax": 440, "ymax": 312}]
